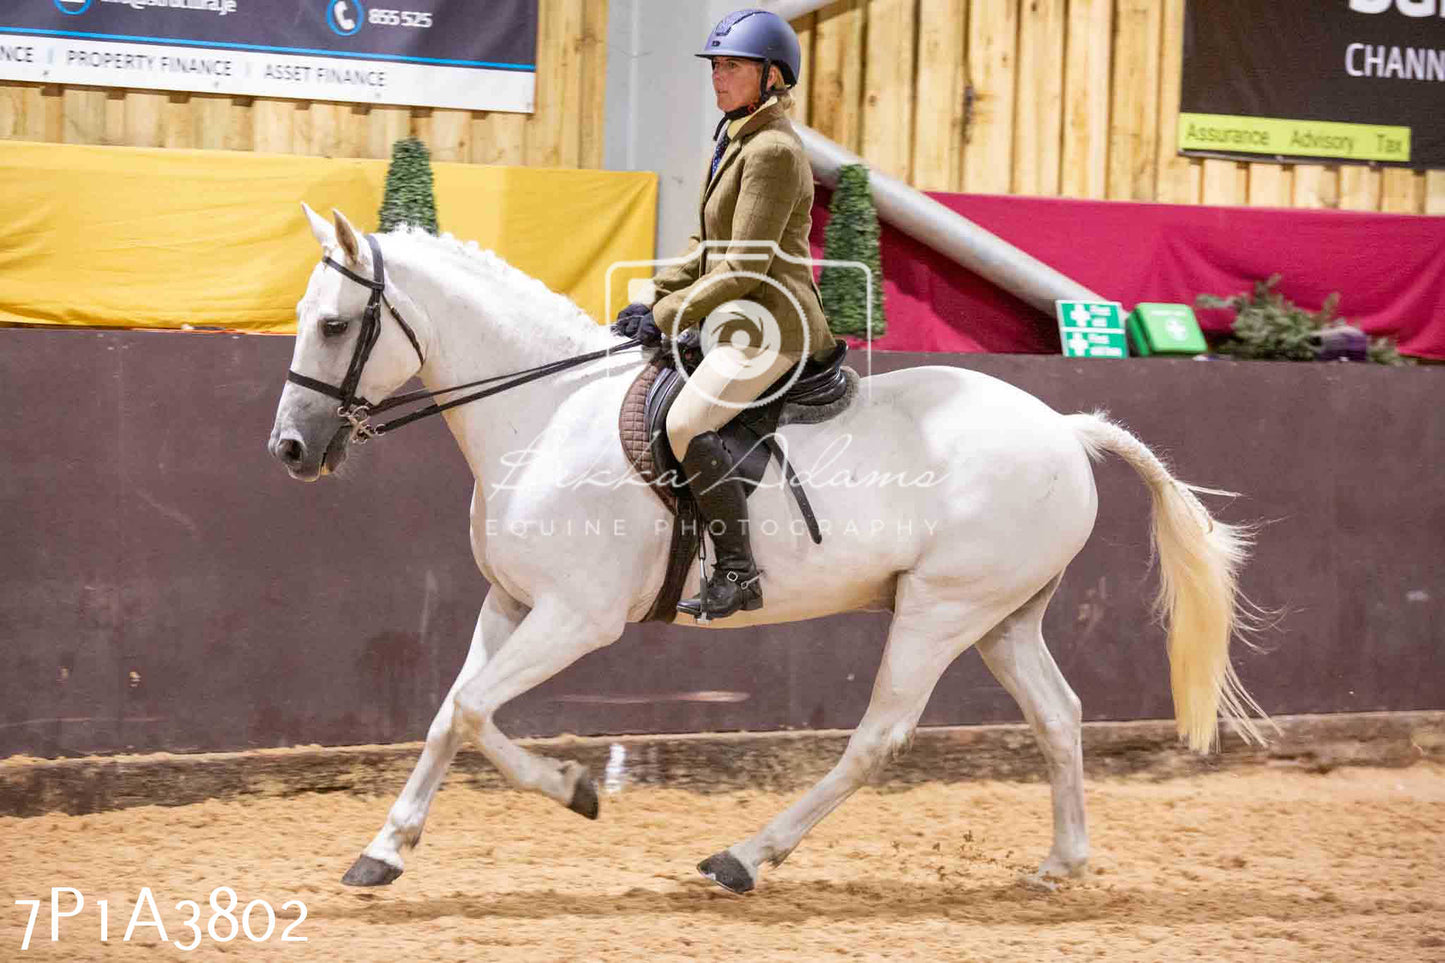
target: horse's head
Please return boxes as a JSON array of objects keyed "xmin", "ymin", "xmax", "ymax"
[{"xmin": 268, "ymin": 205, "xmax": 425, "ymax": 481}]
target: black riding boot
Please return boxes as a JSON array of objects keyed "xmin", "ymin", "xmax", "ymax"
[{"xmin": 676, "ymin": 431, "xmax": 763, "ymax": 621}]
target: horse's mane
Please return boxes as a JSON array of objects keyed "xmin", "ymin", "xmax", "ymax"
[{"xmin": 381, "ymin": 226, "xmax": 604, "ymax": 344}]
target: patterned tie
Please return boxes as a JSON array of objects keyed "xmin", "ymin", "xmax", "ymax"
[{"xmin": 709, "ymin": 132, "xmax": 731, "ymax": 182}]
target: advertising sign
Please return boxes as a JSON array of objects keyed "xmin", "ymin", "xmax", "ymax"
[
  {"xmin": 0, "ymin": 0, "xmax": 537, "ymax": 112},
  {"xmin": 1179, "ymin": 0, "xmax": 1444, "ymax": 168}
]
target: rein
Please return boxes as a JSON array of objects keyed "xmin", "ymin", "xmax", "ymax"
[{"xmin": 287, "ymin": 233, "xmax": 642, "ymax": 442}]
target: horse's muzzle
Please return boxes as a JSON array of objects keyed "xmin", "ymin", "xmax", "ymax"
[{"xmin": 269, "ymin": 424, "xmax": 349, "ymax": 480}]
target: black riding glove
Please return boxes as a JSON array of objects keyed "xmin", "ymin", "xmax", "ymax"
[
  {"xmin": 611, "ymin": 301, "xmax": 652, "ymax": 337},
  {"xmin": 635, "ymin": 311, "xmax": 663, "ymax": 346}
]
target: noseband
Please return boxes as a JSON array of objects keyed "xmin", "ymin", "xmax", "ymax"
[{"xmin": 287, "ymin": 231, "xmax": 641, "ymax": 442}]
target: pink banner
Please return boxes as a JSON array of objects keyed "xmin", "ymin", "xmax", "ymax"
[{"xmin": 810, "ymin": 191, "xmax": 1445, "ymax": 360}]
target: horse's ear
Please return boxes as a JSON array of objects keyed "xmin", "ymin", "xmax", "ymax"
[
  {"xmin": 332, "ymin": 209, "xmax": 363, "ymax": 266},
  {"xmin": 302, "ymin": 203, "xmax": 333, "ymax": 248}
]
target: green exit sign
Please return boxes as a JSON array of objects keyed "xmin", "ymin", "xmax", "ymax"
[{"xmin": 1056, "ymin": 301, "xmax": 1127, "ymax": 359}]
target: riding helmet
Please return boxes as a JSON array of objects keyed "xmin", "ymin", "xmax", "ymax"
[{"xmin": 696, "ymin": 9, "xmax": 802, "ymax": 89}]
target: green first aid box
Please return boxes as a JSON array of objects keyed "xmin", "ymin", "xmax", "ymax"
[{"xmin": 1126, "ymin": 303, "xmax": 1208, "ymax": 356}]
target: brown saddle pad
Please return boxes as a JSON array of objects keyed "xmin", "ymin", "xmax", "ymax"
[{"xmin": 618, "ymin": 352, "xmax": 679, "ymax": 514}]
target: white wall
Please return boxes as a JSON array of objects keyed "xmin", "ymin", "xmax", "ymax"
[{"xmin": 604, "ymin": 1, "xmax": 741, "ymax": 272}]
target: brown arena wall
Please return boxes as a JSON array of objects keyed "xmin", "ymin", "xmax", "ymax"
[{"xmin": 1, "ymin": 327, "xmax": 1441, "ymax": 759}]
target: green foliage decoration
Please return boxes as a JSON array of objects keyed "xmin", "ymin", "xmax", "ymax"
[
  {"xmin": 819, "ymin": 164, "xmax": 886, "ymax": 339},
  {"xmin": 378, "ymin": 137, "xmax": 440, "ymax": 235},
  {"xmin": 1196, "ymin": 275, "xmax": 1409, "ymax": 365}
]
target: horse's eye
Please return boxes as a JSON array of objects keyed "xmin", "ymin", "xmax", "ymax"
[{"xmin": 322, "ymin": 318, "xmax": 349, "ymax": 337}]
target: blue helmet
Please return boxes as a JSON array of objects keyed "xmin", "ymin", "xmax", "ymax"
[{"xmin": 696, "ymin": 9, "xmax": 802, "ymax": 89}]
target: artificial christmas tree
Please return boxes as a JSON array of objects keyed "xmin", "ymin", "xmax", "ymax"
[
  {"xmin": 819, "ymin": 164, "xmax": 886, "ymax": 339},
  {"xmin": 378, "ymin": 137, "xmax": 439, "ymax": 235}
]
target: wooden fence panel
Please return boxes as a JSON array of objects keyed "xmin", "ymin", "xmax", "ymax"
[
  {"xmin": 365, "ymin": 106, "xmax": 410, "ymax": 160},
  {"xmin": 1381, "ymin": 168, "xmax": 1422, "ymax": 215},
  {"xmin": 911, "ymin": 0, "xmax": 967, "ymax": 192},
  {"xmin": 794, "ymin": 12, "xmax": 817, "ymax": 128},
  {"xmin": 163, "ymin": 93, "xmax": 194, "ymax": 150},
  {"xmin": 1154, "ymin": 0, "xmax": 1199, "ymax": 203},
  {"xmin": 471, "ymin": 112, "xmax": 527, "ymax": 166},
  {"xmin": 297, "ymin": 102, "xmax": 328, "ymax": 158},
  {"xmin": 1201, "ymin": 159, "xmax": 1246, "ymax": 206},
  {"xmin": 252, "ymin": 99, "xmax": 295, "ymax": 154},
  {"xmin": 1427, "ymin": 171, "xmax": 1445, "ymax": 216},
  {"xmin": 188, "ymin": 94, "xmax": 245, "ymax": 152},
  {"xmin": 1013, "ymin": 0, "xmax": 1065, "ymax": 196},
  {"xmin": 427, "ymin": 110, "xmax": 471, "ymax": 164},
  {"xmin": 525, "ymin": 0, "xmax": 584, "ymax": 168},
  {"xmin": 62, "ymin": 87, "xmax": 107, "ymax": 145},
  {"xmin": 1291, "ymin": 165, "xmax": 1340, "ymax": 210},
  {"xmin": 0, "ymin": 83, "xmax": 60, "ymax": 143},
  {"xmin": 0, "ymin": 85, "xmax": 21, "ymax": 139},
  {"xmin": 122, "ymin": 90, "xmax": 165, "ymax": 149},
  {"xmin": 961, "ymin": 0, "xmax": 1017, "ymax": 194},
  {"xmin": 579, "ymin": 0, "xmax": 608, "ymax": 171},
  {"xmin": 1106, "ymin": 0, "xmax": 1161, "ymax": 201},
  {"xmin": 34, "ymin": 85, "xmax": 63, "ymax": 143},
  {"xmin": 1338, "ymin": 165, "xmax": 1381, "ymax": 212},
  {"xmin": 104, "ymin": 90, "xmax": 125, "ymax": 145},
  {"xmin": 1060, "ymin": 0, "xmax": 1111, "ymax": 200},
  {"xmin": 811, "ymin": 0, "xmax": 866, "ymax": 154},
  {"xmin": 861, "ymin": 0, "xmax": 916, "ymax": 181},
  {"xmin": 1246, "ymin": 164, "xmax": 1291, "ymax": 208}
]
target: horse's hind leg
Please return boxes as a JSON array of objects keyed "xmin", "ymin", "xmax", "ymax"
[
  {"xmin": 697, "ymin": 574, "xmax": 1016, "ymax": 894},
  {"xmin": 975, "ymin": 574, "xmax": 1088, "ymax": 881},
  {"xmin": 344, "ymin": 586, "xmax": 529, "ymax": 886}
]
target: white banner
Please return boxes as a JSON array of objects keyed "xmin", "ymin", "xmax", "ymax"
[
  {"xmin": 0, "ymin": 0, "xmax": 537, "ymax": 112},
  {"xmin": 0, "ymin": 35, "xmax": 534, "ymax": 111}
]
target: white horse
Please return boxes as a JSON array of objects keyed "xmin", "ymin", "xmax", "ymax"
[{"xmin": 268, "ymin": 207, "xmax": 1267, "ymax": 894}]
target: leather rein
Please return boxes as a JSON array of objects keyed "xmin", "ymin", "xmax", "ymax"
[{"xmin": 286, "ymin": 233, "xmax": 642, "ymax": 442}]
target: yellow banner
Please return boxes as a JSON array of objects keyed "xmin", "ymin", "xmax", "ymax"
[
  {"xmin": 1178, "ymin": 113, "xmax": 1411, "ymax": 163},
  {"xmin": 0, "ymin": 141, "xmax": 657, "ymax": 332}
]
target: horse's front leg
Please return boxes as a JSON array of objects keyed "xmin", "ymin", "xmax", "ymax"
[
  {"xmin": 448, "ymin": 595, "xmax": 621, "ymax": 810},
  {"xmin": 342, "ymin": 586, "xmax": 529, "ymax": 887}
]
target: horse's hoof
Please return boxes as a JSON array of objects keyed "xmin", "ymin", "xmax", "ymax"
[
  {"xmin": 567, "ymin": 770, "xmax": 600, "ymax": 820},
  {"xmin": 698, "ymin": 851, "xmax": 754, "ymax": 894},
  {"xmin": 1037, "ymin": 855, "xmax": 1087, "ymax": 879},
  {"xmin": 1019, "ymin": 872, "xmax": 1060, "ymax": 893},
  {"xmin": 341, "ymin": 854, "xmax": 403, "ymax": 887}
]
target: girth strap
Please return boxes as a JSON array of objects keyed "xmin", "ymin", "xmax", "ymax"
[{"xmin": 763, "ymin": 437, "xmax": 822, "ymax": 545}]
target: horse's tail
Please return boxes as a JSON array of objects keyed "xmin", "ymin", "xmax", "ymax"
[{"xmin": 1065, "ymin": 411, "xmax": 1271, "ymax": 753}]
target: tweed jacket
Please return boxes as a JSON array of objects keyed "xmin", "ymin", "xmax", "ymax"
[{"xmin": 649, "ymin": 100, "xmax": 834, "ymax": 361}]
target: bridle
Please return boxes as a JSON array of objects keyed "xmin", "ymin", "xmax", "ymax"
[
  {"xmin": 286, "ymin": 235, "xmax": 424, "ymax": 438},
  {"xmin": 286, "ymin": 232, "xmax": 640, "ymax": 442}
]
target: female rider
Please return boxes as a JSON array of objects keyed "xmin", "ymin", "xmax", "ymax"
[{"xmin": 614, "ymin": 9, "xmax": 836, "ymax": 622}]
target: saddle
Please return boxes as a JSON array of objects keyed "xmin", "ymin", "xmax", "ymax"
[{"xmin": 618, "ymin": 336, "xmax": 859, "ymax": 623}]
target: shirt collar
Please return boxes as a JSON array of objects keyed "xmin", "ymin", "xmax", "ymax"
[{"xmin": 726, "ymin": 96, "xmax": 780, "ymax": 140}]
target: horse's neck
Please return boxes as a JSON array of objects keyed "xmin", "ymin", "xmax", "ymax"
[{"xmin": 388, "ymin": 245, "xmax": 615, "ymax": 484}]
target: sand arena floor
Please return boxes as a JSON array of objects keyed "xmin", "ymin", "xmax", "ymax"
[{"xmin": 2, "ymin": 764, "xmax": 1442, "ymax": 961}]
